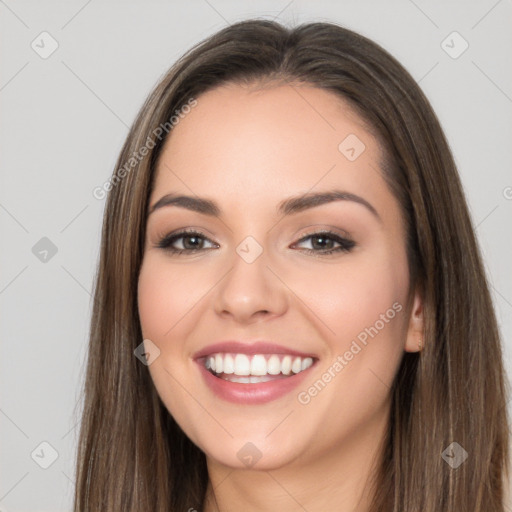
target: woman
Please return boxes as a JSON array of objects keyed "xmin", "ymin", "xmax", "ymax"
[{"xmin": 74, "ymin": 19, "xmax": 510, "ymax": 511}]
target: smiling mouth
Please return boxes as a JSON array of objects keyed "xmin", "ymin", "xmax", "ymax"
[{"xmin": 202, "ymin": 353, "xmax": 316, "ymax": 383}]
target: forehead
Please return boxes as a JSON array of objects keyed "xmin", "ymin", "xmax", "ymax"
[{"xmin": 152, "ymin": 83, "xmax": 387, "ymax": 213}]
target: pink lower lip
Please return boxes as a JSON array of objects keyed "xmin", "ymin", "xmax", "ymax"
[{"xmin": 195, "ymin": 360, "xmax": 315, "ymax": 405}]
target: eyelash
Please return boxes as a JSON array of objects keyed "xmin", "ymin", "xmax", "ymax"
[{"xmin": 155, "ymin": 228, "xmax": 355, "ymax": 256}]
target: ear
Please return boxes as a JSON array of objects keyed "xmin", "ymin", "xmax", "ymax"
[{"xmin": 404, "ymin": 286, "xmax": 425, "ymax": 353}]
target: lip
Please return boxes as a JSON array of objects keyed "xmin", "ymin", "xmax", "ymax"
[{"xmin": 193, "ymin": 340, "xmax": 318, "ymax": 405}]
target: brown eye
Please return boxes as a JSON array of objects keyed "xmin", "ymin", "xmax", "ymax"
[
  {"xmin": 156, "ymin": 230, "xmax": 217, "ymax": 254},
  {"xmin": 294, "ymin": 231, "xmax": 355, "ymax": 255}
]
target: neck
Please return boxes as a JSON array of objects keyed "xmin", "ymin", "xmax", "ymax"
[{"xmin": 203, "ymin": 403, "xmax": 390, "ymax": 512}]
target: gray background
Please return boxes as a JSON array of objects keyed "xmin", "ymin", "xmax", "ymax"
[{"xmin": 1, "ymin": 1, "xmax": 510, "ymax": 510}]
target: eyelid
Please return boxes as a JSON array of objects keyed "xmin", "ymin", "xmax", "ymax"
[
  {"xmin": 294, "ymin": 225, "xmax": 353, "ymax": 241},
  {"xmin": 154, "ymin": 226, "xmax": 355, "ymax": 256},
  {"xmin": 153, "ymin": 228, "xmax": 218, "ymax": 250},
  {"xmin": 155, "ymin": 226, "xmax": 351, "ymax": 244},
  {"xmin": 291, "ymin": 229, "xmax": 355, "ymax": 254}
]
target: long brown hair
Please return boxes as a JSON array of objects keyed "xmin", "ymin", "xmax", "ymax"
[{"xmin": 73, "ymin": 19, "xmax": 510, "ymax": 511}]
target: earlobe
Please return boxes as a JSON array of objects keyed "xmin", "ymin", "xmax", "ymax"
[{"xmin": 404, "ymin": 287, "xmax": 425, "ymax": 353}]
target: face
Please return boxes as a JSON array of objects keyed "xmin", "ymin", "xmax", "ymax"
[{"xmin": 137, "ymin": 83, "xmax": 420, "ymax": 471}]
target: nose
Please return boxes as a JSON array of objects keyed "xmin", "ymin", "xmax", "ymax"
[{"xmin": 213, "ymin": 245, "xmax": 288, "ymax": 325}]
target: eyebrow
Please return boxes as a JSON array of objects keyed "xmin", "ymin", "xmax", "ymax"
[{"xmin": 148, "ymin": 190, "xmax": 380, "ymax": 221}]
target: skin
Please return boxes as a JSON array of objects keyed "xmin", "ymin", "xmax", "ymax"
[{"xmin": 137, "ymin": 83, "xmax": 424, "ymax": 512}]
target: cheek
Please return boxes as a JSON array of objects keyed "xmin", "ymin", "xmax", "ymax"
[
  {"xmin": 137, "ymin": 255, "xmax": 209, "ymax": 341},
  {"xmin": 137, "ymin": 268, "xmax": 164, "ymax": 340},
  {"xmin": 138, "ymin": 261, "xmax": 172, "ymax": 340},
  {"xmin": 137, "ymin": 257, "xmax": 207, "ymax": 432},
  {"xmin": 290, "ymin": 253, "xmax": 408, "ymax": 346},
  {"xmin": 288, "ymin": 248, "xmax": 410, "ymax": 414},
  {"xmin": 290, "ymin": 256, "xmax": 408, "ymax": 432}
]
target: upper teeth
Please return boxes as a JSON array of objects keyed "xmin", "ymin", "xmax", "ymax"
[{"xmin": 205, "ymin": 353, "xmax": 314, "ymax": 376}]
